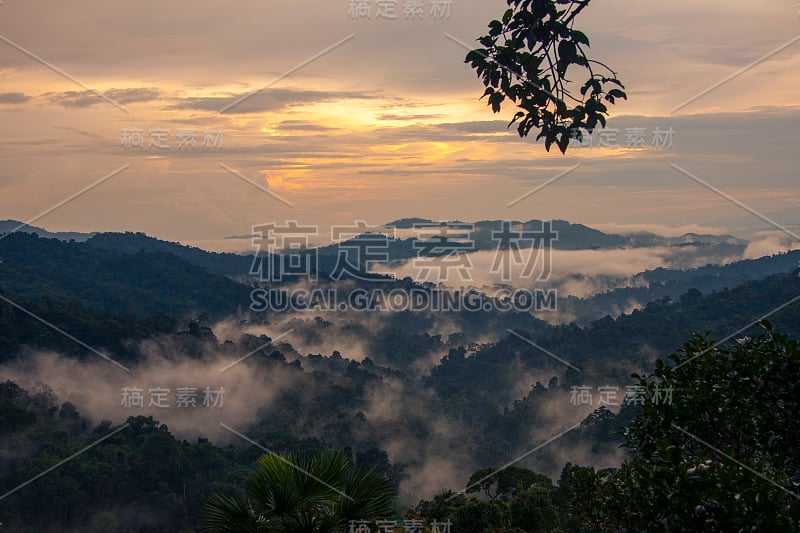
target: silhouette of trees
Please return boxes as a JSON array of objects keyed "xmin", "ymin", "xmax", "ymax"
[{"xmin": 466, "ymin": 0, "xmax": 626, "ymax": 153}]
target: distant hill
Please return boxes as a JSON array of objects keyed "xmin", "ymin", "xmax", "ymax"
[
  {"xmin": 623, "ymin": 231, "xmax": 745, "ymax": 247},
  {"xmin": 86, "ymin": 232, "xmax": 253, "ymax": 278},
  {"xmin": 0, "ymin": 220, "xmax": 95, "ymax": 242},
  {"xmin": 385, "ymin": 217, "xmax": 440, "ymax": 229},
  {"xmin": 0, "ymin": 232, "xmax": 252, "ymax": 318},
  {"xmin": 0, "ymin": 220, "xmax": 767, "ymax": 323},
  {"xmin": 564, "ymin": 250, "xmax": 800, "ymax": 323},
  {"xmin": 381, "ymin": 218, "xmax": 746, "ymax": 251}
]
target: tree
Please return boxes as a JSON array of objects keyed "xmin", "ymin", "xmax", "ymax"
[
  {"xmin": 606, "ymin": 324, "xmax": 800, "ymax": 530},
  {"xmin": 465, "ymin": 466, "xmax": 552, "ymax": 500},
  {"xmin": 465, "ymin": 0, "xmax": 626, "ymax": 153},
  {"xmin": 509, "ymin": 484, "xmax": 559, "ymax": 533},
  {"xmin": 554, "ymin": 463, "xmax": 611, "ymax": 532},
  {"xmin": 201, "ymin": 451, "xmax": 396, "ymax": 533},
  {"xmin": 450, "ymin": 499, "xmax": 505, "ymax": 533},
  {"xmin": 419, "ymin": 467, "xmax": 561, "ymax": 532}
]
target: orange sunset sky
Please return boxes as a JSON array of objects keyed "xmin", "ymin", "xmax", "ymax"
[{"xmin": 0, "ymin": 0, "xmax": 799, "ymax": 242}]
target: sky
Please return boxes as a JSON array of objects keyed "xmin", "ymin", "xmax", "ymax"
[{"xmin": 0, "ymin": 0, "xmax": 799, "ymax": 243}]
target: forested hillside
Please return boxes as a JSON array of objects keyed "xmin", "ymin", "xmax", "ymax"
[{"xmin": 1, "ymin": 228, "xmax": 799, "ymax": 531}]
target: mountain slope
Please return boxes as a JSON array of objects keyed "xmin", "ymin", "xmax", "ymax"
[
  {"xmin": 0, "ymin": 220, "xmax": 95, "ymax": 242},
  {"xmin": 0, "ymin": 233, "xmax": 252, "ymax": 318}
]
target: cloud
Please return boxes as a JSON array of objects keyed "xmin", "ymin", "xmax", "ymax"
[
  {"xmin": 358, "ymin": 377, "xmax": 475, "ymax": 498},
  {"xmin": 52, "ymin": 125, "xmax": 105, "ymax": 141},
  {"xmin": 376, "ymin": 113, "xmax": 446, "ymax": 121},
  {"xmin": 741, "ymin": 230, "xmax": 800, "ymax": 260},
  {"xmin": 372, "ymin": 244, "xmax": 747, "ymax": 299},
  {"xmin": 1, "ymin": 333, "xmax": 300, "ymax": 441},
  {"xmin": 0, "ymin": 301, "xmax": 669, "ymax": 499},
  {"xmin": 436, "ymin": 120, "xmax": 511, "ymax": 133},
  {"xmin": 2, "ymin": 2, "xmax": 800, "ymax": 240},
  {"xmin": 276, "ymin": 120, "xmax": 337, "ymax": 132},
  {"xmin": 0, "ymin": 92, "xmax": 32, "ymax": 105},
  {"xmin": 166, "ymin": 87, "xmax": 381, "ymax": 114},
  {"xmin": 43, "ymin": 88, "xmax": 166, "ymax": 108}
]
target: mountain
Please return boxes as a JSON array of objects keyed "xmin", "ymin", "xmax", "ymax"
[
  {"xmin": 0, "ymin": 223, "xmax": 784, "ymax": 327},
  {"xmin": 0, "ymin": 232, "xmax": 252, "ymax": 318},
  {"xmin": 0, "ymin": 220, "xmax": 95, "ymax": 242},
  {"xmin": 385, "ymin": 217, "xmax": 442, "ymax": 229},
  {"xmin": 3, "ymin": 227, "xmax": 799, "ymax": 377},
  {"xmin": 2, "ymin": 224, "xmax": 800, "ymax": 531},
  {"xmin": 384, "ymin": 218, "xmax": 627, "ymax": 249},
  {"xmin": 624, "ymin": 231, "xmax": 745, "ymax": 247},
  {"xmin": 86, "ymin": 232, "xmax": 253, "ymax": 278},
  {"xmin": 563, "ymin": 249, "xmax": 800, "ymax": 322},
  {"xmin": 379, "ymin": 218, "xmax": 746, "ymax": 251}
]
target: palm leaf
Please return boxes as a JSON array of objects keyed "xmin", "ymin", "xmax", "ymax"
[{"xmin": 202, "ymin": 450, "xmax": 397, "ymax": 533}]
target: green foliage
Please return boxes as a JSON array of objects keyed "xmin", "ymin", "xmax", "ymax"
[
  {"xmin": 417, "ymin": 468, "xmax": 559, "ymax": 533},
  {"xmin": 509, "ymin": 484, "xmax": 559, "ymax": 532},
  {"xmin": 414, "ymin": 490, "xmax": 468, "ymax": 523},
  {"xmin": 0, "ymin": 381, "xmax": 38, "ymax": 433},
  {"xmin": 5, "ymin": 228, "xmax": 800, "ymax": 531},
  {"xmin": 0, "ymin": 232, "xmax": 252, "ymax": 319},
  {"xmin": 201, "ymin": 451, "xmax": 396, "ymax": 532},
  {"xmin": 417, "ymin": 472, "xmax": 560, "ymax": 532},
  {"xmin": 608, "ymin": 324, "xmax": 800, "ymax": 531},
  {"xmin": 466, "ymin": 0, "xmax": 626, "ymax": 153},
  {"xmin": 450, "ymin": 498, "xmax": 505, "ymax": 533},
  {"xmin": 419, "ymin": 327, "xmax": 800, "ymax": 532},
  {"xmin": 554, "ymin": 463, "xmax": 611, "ymax": 532},
  {"xmin": 0, "ymin": 411, "xmax": 232, "ymax": 532},
  {"xmin": 0, "ymin": 381, "xmax": 402, "ymax": 532},
  {"xmin": 466, "ymin": 465, "xmax": 552, "ymax": 500}
]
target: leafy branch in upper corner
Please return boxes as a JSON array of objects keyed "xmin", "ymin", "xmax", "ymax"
[{"xmin": 466, "ymin": 0, "xmax": 627, "ymax": 154}]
